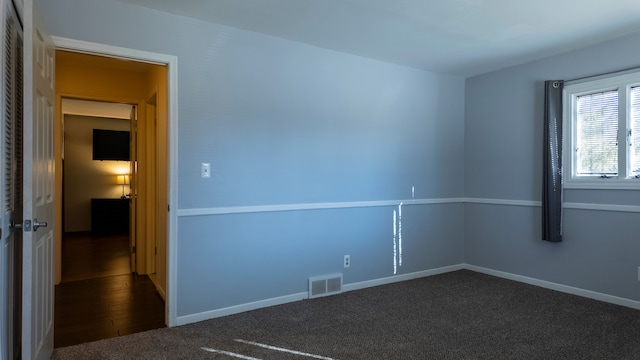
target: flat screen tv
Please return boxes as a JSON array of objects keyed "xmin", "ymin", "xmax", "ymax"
[{"xmin": 92, "ymin": 129, "xmax": 130, "ymax": 161}]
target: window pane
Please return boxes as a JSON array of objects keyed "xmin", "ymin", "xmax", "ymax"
[
  {"xmin": 631, "ymin": 87, "xmax": 640, "ymax": 177},
  {"xmin": 576, "ymin": 90, "xmax": 618, "ymax": 176}
]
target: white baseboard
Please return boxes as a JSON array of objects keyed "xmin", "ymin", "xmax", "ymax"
[
  {"xmin": 148, "ymin": 275, "xmax": 167, "ymax": 301},
  {"xmin": 464, "ymin": 264, "xmax": 640, "ymax": 310},
  {"xmin": 156, "ymin": 284, "xmax": 167, "ymax": 302},
  {"xmin": 175, "ymin": 263, "xmax": 640, "ymax": 327},
  {"xmin": 176, "ymin": 292, "xmax": 308, "ymax": 326},
  {"xmin": 175, "ymin": 265, "xmax": 464, "ymax": 326},
  {"xmin": 342, "ymin": 264, "xmax": 465, "ymax": 293}
]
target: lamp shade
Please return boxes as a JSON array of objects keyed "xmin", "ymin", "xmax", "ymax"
[{"xmin": 116, "ymin": 174, "xmax": 130, "ymax": 185}]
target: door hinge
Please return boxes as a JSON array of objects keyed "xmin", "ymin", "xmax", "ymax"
[
  {"xmin": 155, "ymin": 246, "xmax": 157, "ymax": 255},
  {"xmin": 132, "ymin": 246, "xmax": 136, "ymax": 254},
  {"xmin": 167, "ymin": 204, "xmax": 170, "ymax": 212}
]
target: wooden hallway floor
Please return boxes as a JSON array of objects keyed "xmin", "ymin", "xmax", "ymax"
[{"xmin": 54, "ymin": 233, "xmax": 165, "ymax": 348}]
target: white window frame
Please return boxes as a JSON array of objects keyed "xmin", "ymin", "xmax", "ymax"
[{"xmin": 563, "ymin": 71, "xmax": 640, "ymax": 190}]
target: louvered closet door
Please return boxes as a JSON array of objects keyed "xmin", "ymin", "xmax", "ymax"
[{"xmin": 0, "ymin": 1, "xmax": 23, "ymax": 359}]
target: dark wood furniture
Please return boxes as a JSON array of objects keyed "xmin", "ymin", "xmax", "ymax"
[{"xmin": 91, "ymin": 198, "xmax": 130, "ymax": 235}]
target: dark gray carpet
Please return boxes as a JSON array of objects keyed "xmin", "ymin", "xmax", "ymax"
[{"xmin": 52, "ymin": 270, "xmax": 640, "ymax": 359}]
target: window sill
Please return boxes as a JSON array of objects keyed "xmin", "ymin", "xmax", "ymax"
[{"xmin": 564, "ymin": 180, "xmax": 640, "ymax": 190}]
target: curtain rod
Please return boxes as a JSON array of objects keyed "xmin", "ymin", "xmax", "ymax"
[{"xmin": 565, "ymin": 64, "xmax": 640, "ymax": 83}]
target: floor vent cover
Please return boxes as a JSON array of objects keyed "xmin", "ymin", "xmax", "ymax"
[{"xmin": 308, "ymin": 274, "xmax": 343, "ymax": 299}]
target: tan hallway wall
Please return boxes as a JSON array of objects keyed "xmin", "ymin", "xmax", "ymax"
[{"xmin": 145, "ymin": 64, "xmax": 169, "ymax": 298}]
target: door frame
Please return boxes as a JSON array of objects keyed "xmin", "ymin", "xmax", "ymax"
[{"xmin": 52, "ymin": 37, "xmax": 179, "ymax": 326}]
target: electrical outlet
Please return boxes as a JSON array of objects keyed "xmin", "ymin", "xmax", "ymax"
[{"xmin": 344, "ymin": 255, "xmax": 350, "ymax": 268}]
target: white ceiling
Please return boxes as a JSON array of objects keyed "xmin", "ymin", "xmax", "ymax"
[{"xmin": 114, "ymin": 0, "xmax": 640, "ymax": 76}]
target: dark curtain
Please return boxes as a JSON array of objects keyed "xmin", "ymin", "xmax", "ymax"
[{"xmin": 542, "ymin": 80, "xmax": 564, "ymax": 242}]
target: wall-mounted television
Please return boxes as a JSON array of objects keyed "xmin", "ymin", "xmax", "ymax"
[{"xmin": 92, "ymin": 129, "xmax": 130, "ymax": 161}]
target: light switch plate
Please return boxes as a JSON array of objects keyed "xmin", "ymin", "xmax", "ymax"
[{"xmin": 201, "ymin": 163, "xmax": 211, "ymax": 178}]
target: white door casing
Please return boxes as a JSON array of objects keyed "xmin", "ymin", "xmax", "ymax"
[{"xmin": 22, "ymin": 1, "xmax": 54, "ymax": 359}]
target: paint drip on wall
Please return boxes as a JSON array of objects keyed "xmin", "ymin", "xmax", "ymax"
[{"xmin": 393, "ymin": 202, "xmax": 403, "ymax": 275}]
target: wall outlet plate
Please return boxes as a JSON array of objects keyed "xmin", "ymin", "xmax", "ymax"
[{"xmin": 344, "ymin": 255, "xmax": 350, "ymax": 268}]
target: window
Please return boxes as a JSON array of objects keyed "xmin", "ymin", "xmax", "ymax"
[{"xmin": 564, "ymin": 72, "xmax": 640, "ymax": 189}]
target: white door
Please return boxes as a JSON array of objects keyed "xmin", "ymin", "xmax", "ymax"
[
  {"xmin": 21, "ymin": 1, "xmax": 54, "ymax": 359},
  {"xmin": 1, "ymin": 1, "xmax": 23, "ymax": 359}
]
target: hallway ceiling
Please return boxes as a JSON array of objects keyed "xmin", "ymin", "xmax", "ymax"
[
  {"xmin": 62, "ymin": 99, "xmax": 133, "ymax": 119},
  {"xmin": 115, "ymin": 0, "xmax": 640, "ymax": 77}
]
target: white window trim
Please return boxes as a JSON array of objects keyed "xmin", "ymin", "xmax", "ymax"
[{"xmin": 563, "ymin": 71, "xmax": 640, "ymax": 190}]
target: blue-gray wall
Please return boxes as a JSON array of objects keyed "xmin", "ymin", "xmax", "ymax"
[
  {"xmin": 465, "ymin": 32, "xmax": 640, "ymax": 302},
  {"xmin": 39, "ymin": 0, "xmax": 640, "ymax": 322},
  {"xmin": 38, "ymin": 0, "xmax": 466, "ymax": 319}
]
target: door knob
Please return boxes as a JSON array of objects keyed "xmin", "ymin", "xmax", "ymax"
[{"xmin": 33, "ymin": 218, "xmax": 48, "ymax": 232}]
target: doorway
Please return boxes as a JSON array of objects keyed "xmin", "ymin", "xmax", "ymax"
[
  {"xmin": 53, "ymin": 50, "xmax": 169, "ymax": 346},
  {"xmin": 60, "ymin": 100, "xmax": 135, "ymax": 282}
]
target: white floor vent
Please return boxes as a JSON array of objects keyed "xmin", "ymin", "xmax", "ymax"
[{"xmin": 308, "ymin": 274, "xmax": 343, "ymax": 299}]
